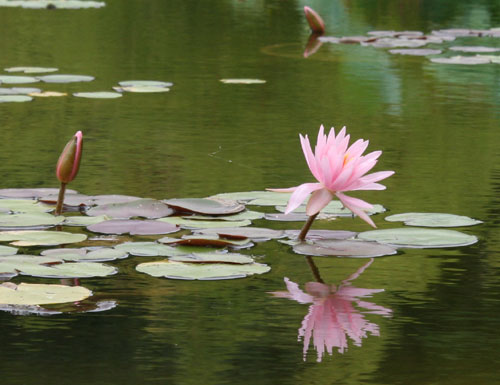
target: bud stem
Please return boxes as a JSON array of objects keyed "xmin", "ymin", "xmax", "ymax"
[
  {"xmin": 55, "ymin": 182, "xmax": 67, "ymax": 216},
  {"xmin": 298, "ymin": 213, "xmax": 319, "ymax": 241},
  {"xmin": 305, "ymin": 256, "xmax": 324, "ymax": 283}
]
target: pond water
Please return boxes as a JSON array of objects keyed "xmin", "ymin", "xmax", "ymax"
[{"xmin": 1, "ymin": 0, "xmax": 500, "ymax": 384}]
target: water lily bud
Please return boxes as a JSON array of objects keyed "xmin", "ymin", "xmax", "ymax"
[
  {"xmin": 56, "ymin": 131, "xmax": 83, "ymax": 183},
  {"xmin": 304, "ymin": 6, "xmax": 325, "ymax": 34}
]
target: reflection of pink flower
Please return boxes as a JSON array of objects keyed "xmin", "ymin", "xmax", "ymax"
[
  {"xmin": 271, "ymin": 260, "xmax": 391, "ymax": 362},
  {"xmin": 268, "ymin": 125, "xmax": 394, "ymax": 227}
]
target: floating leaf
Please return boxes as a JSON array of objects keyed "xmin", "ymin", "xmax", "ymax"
[
  {"xmin": 0, "ymin": 255, "xmax": 61, "ymax": 277},
  {"xmin": 449, "ymin": 46, "xmax": 500, "ymax": 53},
  {"xmin": 63, "ymin": 215, "xmax": 110, "ymax": 226},
  {"xmin": 29, "ymin": 91, "xmax": 67, "ymax": 97},
  {"xmin": 357, "ymin": 228, "xmax": 478, "ymax": 248},
  {"xmin": 114, "ymin": 241, "xmax": 186, "ymax": 257},
  {"xmin": 431, "ymin": 28, "xmax": 479, "ymax": 37},
  {"xmin": 38, "ymin": 74, "xmax": 95, "ymax": 83},
  {"xmin": 0, "ymin": 230, "xmax": 86, "ymax": 246},
  {"xmin": 118, "ymin": 80, "xmax": 173, "ymax": 88},
  {"xmin": 275, "ymin": 200, "xmax": 385, "ymax": 216},
  {"xmin": 474, "ymin": 55, "xmax": 500, "ymax": 64},
  {"xmin": 0, "ymin": 95, "xmax": 32, "ymax": 103},
  {"xmin": 0, "ymin": 283, "xmax": 92, "ymax": 306},
  {"xmin": 187, "ymin": 210, "xmax": 265, "ymax": 221},
  {"xmin": 0, "ymin": 75, "xmax": 39, "ymax": 84},
  {"xmin": 0, "ymin": 188, "xmax": 77, "ymax": 199},
  {"xmin": 285, "ymin": 229, "xmax": 357, "ymax": 240},
  {"xmin": 389, "ymin": 49, "xmax": 442, "ymax": 56},
  {"xmin": 41, "ymin": 247, "xmax": 128, "ymax": 262},
  {"xmin": 264, "ymin": 213, "xmax": 309, "ymax": 222},
  {"xmin": 0, "ymin": 87, "xmax": 41, "ymax": 95},
  {"xmin": 164, "ymin": 198, "xmax": 245, "ymax": 215},
  {"xmin": 363, "ymin": 38, "xmax": 428, "ymax": 48},
  {"xmin": 385, "ymin": 212, "xmax": 482, "ymax": 227},
  {"xmin": 220, "ymin": 79, "xmax": 266, "ymax": 84},
  {"xmin": 14, "ymin": 260, "xmax": 116, "ymax": 278},
  {"xmin": 136, "ymin": 260, "xmax": 270, "ymax": 280},
  {"xmin": 158, "ymin": 217, "xmax": 251, "ymax": 229},
  {"xmin": 0, "ymin": 199, "xmax": 53, "ymax": 213},
  {"xmin": 209, "ymin": 191, "xmax": 291, "ymax": 204},
  {"xmin": 5, "ymin": 66, "xmax": 58, "ymax": 74},
  {"xmin": 86, "ymin": 198, "xmax": 173, "ymax": 219},
  {"xmin": 158, "ymin": 235, "xmax": 252, "ymax": 248},
  {"xmin": 195, "ymin": 227, "xmax": 285, "ymax": 241},
  {"xmin": 430, "ymin": 56, "xmax": 491, "ymax": 65},
  {"xmin": 0, "ymin": 212, "xmax": 64, "ymax": 230},
  {"xmin": 293, "ymin": 239, "xmax": 397, "ymax": 258},
  {"xmin": 0, "ymin": 245, "xmax": 17, "ymax": 256},
  {"xmin": 170, "ymin": 252, "xmax": 255, "ymax": 264},
  {"xmin": 85, "ymin": 194, "xmax": 143, "ymax": 206},
  {"xmin": 73, "ymin": 91, "xmax": 122, "ymax": 99},
  {"xmin": 87, "ymin": 219, "xmax": 179, "ymax": 235},
  {"xmin": 113, "ymin": 86, "xmax": 170, "ymax": 93}
]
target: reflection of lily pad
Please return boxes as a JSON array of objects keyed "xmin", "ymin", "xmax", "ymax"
[
  {"xmin": 136, "ymin": 260, "xmax": 270, "ymax": 280},
  {"xmin": 0, "ymin": 75, "xmax": 39, "ymax": 84},
  {"xmin": 0, "ymin": 283, "xmax": 92, "ymax": 306},
  {"xmin": 293, "ymin": 239, "xmax": 397, "ymax": 258},
  {"xmin": 385, "ymin": 213, "xmax": 483, "ymax": 227},
  {"xmin": 114, "ymin": 241, "xmax": 186, "ymax": 257},
  {"xmin": 41, "ymin": 247, "xmax": 128, "ymax": 262},
  {"xmin": 158, "ymin": 217, "xmax": 251, "ymax": 229},
  {"xmin": 87, "ymin": 219, "xmax": 179, "ymax": 235},
  {"xmin": 0, "ymin": 213, "xmax": 64, "ymax": 230},
  {"xmin": 357, "ymin": 228, "xmax": 478, "ymax": 248},
  {"xmin": 73, "ymin": 91, "xmax": 122, "ymax": 99},
  {"xmin": 86, "ymin": 198, "xmax": 173, "ymax": 219},
  {"xmin": 220, "ymin": 79, "xmax": 266, "ymax": 84},
  {"xmin": 170, "ymin": 252, "xmax": 255, "ymax": 264},
  {"xmin": 5, "ymin": 66, "xmax": 58, "ymax": 74},
  {"xmin": 38, "ymin": 74, "xmax": 95, "ymax": 83},
  {"xmin": 195, "ymin": 227, "xmax": 285, "ymax": 241},
  {"xmin": 0, "ymin": 230, "xmax": 87, "ymax": 246},
  {"xmin": 164, "ymin": 198, "xmax": 245, "ymax": 215},
  {"xmin": 0, "ymin": 95, "xmax": 33, "ymax": 103}
]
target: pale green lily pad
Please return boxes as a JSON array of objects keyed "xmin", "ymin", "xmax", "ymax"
[
  {"xmin": 38, "ymin": 74, "xmax": 95, "ymax": 83},
  {"xmin": 389, "ymin": 48, "xmax": 442, "ymax": 56},
  {"xmin": 430, "ymin": 56, "xmax": 490, "ymax": 65},
  {"xmin": 41, "ymin": 247, "xmax": 128, "ymax": 262},
  {"xmin": 170, "ymin": 252, "xmax": 255, "ymax": 264},
  {"xmin": 14, "ymin": 260, "xmax": 117, "ymax": 278},
  {"xmin": 5, "ymin": 67, "xmax": 58, "ymax": 74},
  {"xmin": 0, "ymin": 199, "xmax": 53, "ymax": 213},
  {"xmin": 113, "ymin": 86, "xmax": 170, "ymax": 93},
  {"xmin": 0, "ymin": 245, "xmax": 17, "ymax": 256},
  {"xmin": 118, "ymin": 80, "xmax": 173, "ymax": 88},
  {"xmin": 87, "ymin": 219, "xmax": 179, "ymax": 235},
  {"xmin": 158, "ymin": 217, "xmax": 251, "ymax": 229},
  {"xmin": 0, "ymin": 188, "xmax": 77, "ymax": 199},
  {"xmin": 187, "ymin": 210, "xmax": 265, "ymax": 221},
  {"xmin": 1, "ymin": 0, "xmax": 106, "ymax": 9},
  {"xmin": 0, "ymin": 75, "xmax": 39, "ymax": 84},
  {"xmin": 449, "ymin": 46, "xmax": 500, "ymax": 53},
  {"xmin": 0, "ymin": 87, "xmax": 41, "ymax": 95},
  {"xmin": 474, "ymin": 55, "xmax": 500, "ymax": 64},
  {"xmin": 275, "ymin": 200, "xmax": 385, "ymax": 216},
  {"xmin": 209, "ymin": 191, "xmax": 292, "ymax": 203},
  {"xmin": 194, "ymin": 227, "xmax": 285, "ymax": 241},
  {"xmin": 0, "ymin": 230, "xmax": 87, "ymax": 246},
  {"xmin": 0, "ymin": 213, "xmax": 64, "ymax": 230},
  {"xmin": 63, "ymin": 215, "xmax": 110, "ymax": 226},
  {"xmin": 136, "ymin": 260, "xmax": 270, "ymax": 280},
  {"xmin": 0, "ymin": 283, "xmax": 92, "ymax": 306},
  {"xmin": 385, "ymin": 213, "xmax": 483, "ymax": 227},
  {"xmin": 293, "ymin": 239, "xmax": 397, "ymax": 258},
  {"xmin": 0, "ymin": 255, "xmax": 61, "ymax": 277},
  {"xmin": 164, "ymin": 198, "xmax": 245, "ymax": 215},
  {"xmin": 0, "ymin": 95, "xmax": 33, "ymax": 103},
  {"xmin": 220, "ymin": 79, "xmax": 266, "ymax": 84},
  {"xmin": 158, "ymin": 235, "xmax": 252, "ymax": 248},
  {"xmin": 114, "ymin": 241, "xmax": 186, "ymax": 257},
  {"xmin": 73, "ymin": 91, "xmax": 122, "ymax": 99},
  {"xmin": 357, "ymin": 228, "xmax": 478, "ymax": 248},
  {"xmin": 86, "ymin": 198, "xmax": 174, "ymax": 219}
]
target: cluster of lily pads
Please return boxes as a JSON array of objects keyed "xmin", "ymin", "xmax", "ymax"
[
  {"xmin": 0, "ymin": 187, "xmax": 481, "ymax": 315},
  {"xmin": 0, "ymin": 66, "xmax": 172, "ymax": 103},
  {"xmin": 317, "ymin": 28, "xmax": 500, "ymax": 64},
  {"xmin": 0, "ymin": 0, "xmax": 104, "ymax": 9}
]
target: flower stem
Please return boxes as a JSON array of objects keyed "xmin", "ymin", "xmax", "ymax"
[
  {"xmin": 298, "ymin": 213, "xmax": 318, "ymax": 241},
  {"xmin": 55, "ymin": 182, "xmax": 67, "ymax": 216},
  {"xmin": 305, "ymin": 256, "xmax": 324, "ymax": 283}
]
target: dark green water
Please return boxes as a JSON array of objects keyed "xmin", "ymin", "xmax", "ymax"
[{"xmin": 1, "ymin": 0, "xmax": 499, "ymax": 384}]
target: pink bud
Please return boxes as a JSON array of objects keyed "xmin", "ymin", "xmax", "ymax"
[
  {"xmin": 56, "ymin": 131, "xmax": 83, "ymax": 184},
  {"xmin": 304, "ymin": 6, "xmax": 325, "ymax": 34}
]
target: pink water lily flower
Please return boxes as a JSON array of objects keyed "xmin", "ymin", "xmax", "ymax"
[{"xmin": 269, "ymin": 125, "xmax": 394, "ymax": 227}]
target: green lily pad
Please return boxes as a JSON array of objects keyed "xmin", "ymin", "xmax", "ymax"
[
  {"xmin": 293, "ymin": 239, "xmax": 397, "ymax": 258},
  {"xmin": 0, "ymin": 282, "xmax": 92, "ymax": 306},
  {"xmin": 114, "ymin": 241, "xmax": 186, "ymax": 257},
  {"xmin": 209, "ymin": 191, "xmax": 291, "ymax": 203},
  {"xmin": 87, "ymin": 219, "xmax": 179, "ymax": 235},
  {"xmin": 220, "ymin": 79, "xmax": 266, "ymax": 84},
  {"xmin": 0, "ymin": 75, "xmax": 39, "ymax": 84},
  {"xmin": 118, "ymin": 80, "xmax": 173, "ymax": 88},
  {"xmin": 430, "ymin": 56, "xmax": 490, "ymax": 65},
  {"xmin": 264, "ymin": 213, "xmax": 309, "ymax": 221},
  {"xmin": 0, "ymin": 213, "xmax": 65, "ymax": 230},
  {"xmin": 5, "ymin": 66, "xmax": 58, "ymax": 74},
  {"xmin": 73, "ymin": 91, "xmax": 122, "ymax": 99},
  {"xmin": 41, "ymin": 247, "xmax": 128, "ymax": 262},
  {"xmin": 63, "ymin": 215, "xmax": 110, "ymax": 226},
  {"xmin": 86, "ymin": 198, "xmax": 173, "ymax": 219},
  {"xmin": 0, "ymin": 188, "xmax": 77, "ymax": 199},
  {"xmin": 194, "ymin": 227, "xmax": 285, "ymax": 241},
  {"xmin": 385, "ymin": 213, "xmax": 483, "ymax": 227},
  {"xmin": 449, "ymin": 46, "xmax": 500, "ymax": 53},
  {"xmin": 0, "ymin": 230, "xmax": 87, "ymax": 246},
  {"xmin": 170, "ymin": 252, "xmax": 255, "ymax": 264},
  {"xmin": 113, "ymin": 86, "xmax": 170, "ymax": 93},
  {"xmin": 29, "ymin": 91, "xmax": 67, "ymax": 97},
  {"xmin": 38, "ymin": 74, "xmax": 95, "ymax": 83},
  {"xmin": 0, "ymin": 255, "xmax": 61, "ymax": 277},
  {"xmin": 164, "ymin": 198, "xmax": 245, "ymax": 215},
  {"xmin": 187, "ymin": 210, "xmax": 265, "ymax": 221},
  {"xmin": 0, "ymin": 87, "xmax": 41, "ymax": 95},
  {"xmin": 136, "ymin": 260, "xmax": 270, "ymax": 280},
  {"xmin": 474, "ymin": 55, "xmax": 500, "ymax": 64},
  {"xmin": 0, "ymin": 199, "xmax": 53, "ymax": 213},
  {"xmin": 285, "ymin": 229, "xmax": 357, "ymax": 240},
  {"xmin": 389, "ymin": 49, "xmax": 442, "ymax": 56},
  {"xmin": 357, "ymin": 228, "xmax": 478, "ymax": 248},
  {"xmin": 158, "ymin": 217, "xmax": 251, "ymax": 229},
  {"xmin": 15, "ymin": 260, "xmax": 117, "ymax": 278},
  {"xmin": 0, "ymin": 95, "xmax": 33, "ymax": 103},
  {"xmin": 0, "ymin": 245, "xmax": 17, "ymax": 256},
  {"xmin": 275, "ymin": 201, "xmax": 385, "ymax": 216},
  {"xmin": 158, "ymin": 235, "xmax": 252, "ymax": 248}
]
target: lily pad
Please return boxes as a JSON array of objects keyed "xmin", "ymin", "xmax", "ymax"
[
  {"xmin": 430, "ymin": 56, "xmax": 491, "ymax": 65},
  {"xmin": 0, "ymin": 213, "xmax": 65, "ymax": 230},
  {"xmin": 293, "ymin": 239, "xmax": 397, "ymax": 258},
  {"xmin": 118, "ymin": 80, "xmax": 173, "ymax": 88},
  {"xmin": 0, "ymin": 255, "xmax": 61, "ymax": 277},
  {"xmin": 85, "ymin": 194, "xmax": 143, "ymax": 205},
  {"xmin": 164, "ymin": 198, "xmax": 245, "ymax": 215},
  {"xmin": 158, "ymin": 217, "xmax": 251, "ymax": 229},
  {"xmin": 87, "ymin": 219, "xmax": 179, "ymax": 235},
  {"xmin": 14, "ymin": 260, "xmax": 116, "ymax": 278},
  {"xmin": 158, "ymin": 235, "xmax": 252, "ymax": 248},
  {"xmin": 73, "ymin": 91, "xmax": 122, "ymax": 99},
  {"xmin": 38, "ymin": 74, "xmax": 95, "ymax": 83},
  {"xmin": 195, "ymin": 227, "xmax": 285, "ymax": 241},
  {"xmin": 0, "ymin": 188, "xmax": 77, "ymax": 199},
  {"xmin": 170, "ymin": 252, "xmax": 255, "ymax": 264},
  {"xmin": 210, "ymin": 191, "xmax": 291, "ymax": 204},
  {"xmin": 0, "ymin": 230, "xmax": 87, "ymax": 246},
  {"xmin": 449, "ymin": 46, "xmax": 500, "ymax": 53},
  {"xmin": 220, "ymin": 79, "xmax": 266, "ymax": 84},
  {"xmin": 136, "ymin": 260, "xmax": 270, "ymax": 280},
  {"xmin": 86, "ymin": 198, "xmax": 173, "ymax": 219},
  {"xmin": 264, "ymin": 213, "xmax": 309, "ymax": 222},
  {"xmin": 275, "ymin": 200, "xmax": 385, "ymax": 216},
  {"xmin": 5, "ymin": 66, "xmax": 58, "ymax": 74},
  {"xmin": 285, "ymin": 229, "xmax": 356, "ymax": 240},
  {"xmin": 0, "ymin": 199, "xmax": 53, "ymax": 213},
  {"xmin": 385, "ymin": 212, "xmax": 482, "ymax": 227},
  {"xmin": 0, "ymin": 75, "xmax": 39, "ymax": 84},
  {"xmin": 357, "ymin": 228, "xmax": 478, "ymax": 248},
  {"xmin": 113, "ymin": 86, "xmax": 170, "ymax": 93},
  {"xmin": 389, "ymin": 49, "xmax": 442, "ymax": 56},
  {"xmin": 114, "ymin": 241, "xmax": 186, "ymax": 257},
  {"xmin": 474, "ymin": 55, "xmax": 500, "ymax": 64},
  {"xmin": 187, "ymin": 210, "xmax": 265, "ymax": 221},
  {"xmin": 0, "ymin": 95, "xmax": 32, "ymax": 103},
  {"xmin": 41, "ymin": 247, "xmax": 128, "ymax": 262},
  {"xmin": 63, "ymin": 215, "xmax": 110, "ymax": 226},
  {"xmin": 0, "ymin": 87, "xmax": 42, "ymax": 94},
  {"xmin": 0, "ymin": 245, "xmax": 17, "ymax": 256},
  {"xmin": 29, "ymin": 91, "xmax": 68, "ymax": 97},
  {"xmin": 363, "ymin": 38, "xmax": 428, "ymax": 48},
  {"xmin": 0, "ymin": 283, "xmax": 92, "ymax": 306}
]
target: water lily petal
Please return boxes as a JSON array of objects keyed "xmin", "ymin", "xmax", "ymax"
[
  {"xmin": 285, "ymin": 183, "xmax": 323, "ymax": 214},
  {"xmin": 336, "ymin": 192, "xmax": 376, "ymax": 228},
  {"xmin": 306, "ymin": 188, "xmax": 334, "ymax": 216}
]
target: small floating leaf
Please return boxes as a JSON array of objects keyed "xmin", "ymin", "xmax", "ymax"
[
  {"xmin": 164, "ymin": 198, "xmax": 245, "ymax": 215},
  {"xmin": 5, "ymin": 67, "xmax": 58, "ymax": 74},
  {"xmin": 209, "ymin": 191, "xmax": 291, "ymax": 204},
  {"xmin": 220, "ymin": 79, "xmax": 266, "ymax": 84},
  {"xmin": 158, "ymin": 217, "xmax": 251, "ymax": 229},
  {"xmin": 430, "ymin": 56, "xmax": 491, "ymax": 65},
  {"xmin": 0, "ymin": 230, "xmax": 86, "ymax": 246},
  {"xmin": 63, "ymin": 215, "xmax": 110, "ymax": 226},
  {"xmin": 118, "ymin": 80, "xmax": 173, "ymax": 88},
  {"xmin": 38, "ymin": 74, "xmax": 95, "ymax": 83},
  {"xmin": 158, "ymin": 235, "xmax": 252, "ymax": 248},
  {"xmin": 114, "ymin": 241, "xmax": 186, "ymax": 257},
  {"xmin": 0, "ymin": 283, "xmax": 92, "ymax": 306},
  {"xmin": 86, "ymin": 198, "xmax": 174, "ymax": 219},
  {"xmin": 285, "ymin": 229, "xmax": 357, "ymax": 240},
  {"xmin": 357, "ymin": 228, "xmax": 478, "ymax": 248},
  {"xmin": 275, "ymin": 201, "xmax": 385, "ymax": 216},
  {"xmin": 16, "ymin": 261, "xmax": 117, "ymax": 278},
  {"xmin": 385, "ymin": 212, "xmax": 482, "ymax": 227},
  {"xmin": 87, "ymin": 219, "xmax": 179, "ymax": 235},
  {"xmin": 0, "ymin": 75, "xmax": 39, "ymax": 84},
  {"xmin": 136, "ymin": 260, "xmax": 270, "ymax": 280},
  {"xmin": 195, "ymin": 227, "xmax": 285, "ymax": 241},
  {"xmin": 73, "ymin": 91, "xmax": 122, "ymax": 99},
  {"xmin": 170, "ymin": 252, "xmax": 255, "ymax": 264},
  {"xmin": 474, "ymin": 55, "xmax": 500, "ymax": 64},
  {"xmin": 293, "ymin": 239, "xmax": 397, "ymax": 258},
  {"xmin": 0, "ymin": 95, "xmax": 32, "ymax": 103},
  {"xmin": 363, "ymin": 38, "xmax": 428, "ymax": 48},
  {"xmin": 113, "ymin": 86, "xmax": 170, "ymax": 93},
  {"xmin": 187, "ymin": 210, "xmax": 265, "ymax": 221},
  {"xmin": 389, "ymin": 48, "xmax": 442, "ymax": 56},
  {"xmin": 449, "ymin": 46, "xmax": 500, "ymax": 53},
  {"xmin": 0, "ymin": 199, "xmax": 53, "ymax": 213}
]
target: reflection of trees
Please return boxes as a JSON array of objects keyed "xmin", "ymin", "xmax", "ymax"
[{"xmin": 271, "ymin": 258, "xmax": 391, "ymax": 361}]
